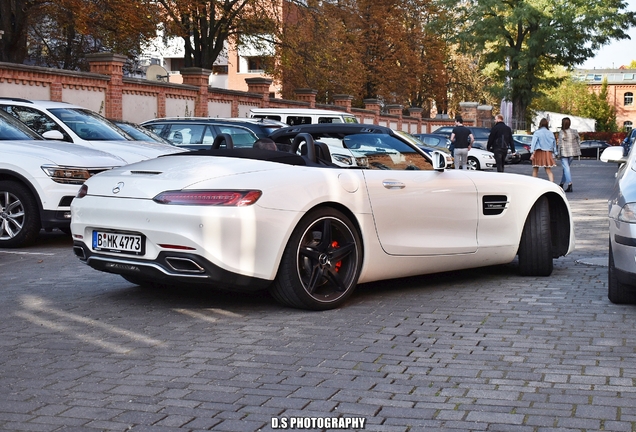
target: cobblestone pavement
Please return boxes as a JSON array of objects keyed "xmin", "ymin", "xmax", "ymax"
[{"xmin": 1, "ymin": 159, "xmax": 634, "ymax": 432}]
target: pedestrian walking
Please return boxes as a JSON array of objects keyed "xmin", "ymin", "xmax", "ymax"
[
  {"xmin": 530, "ymin": 118, "xmax": 557, "ymax": 182},
  {"xmin": 558, "ymin": 117, "xmax": 581, "ymax": 192},
  {"xmin": 450, "ymin": 116, "xmax": 474, "ymax": 169},
  {"xmin": 487, "ymin": 114, "xmax": 515, "ymax": 172}
]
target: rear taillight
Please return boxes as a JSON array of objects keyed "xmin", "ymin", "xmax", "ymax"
[
  {"xmin": 152, "ymin": 190, "xmax": 262, "ymax": 206},
  {"xmin": 76, "ymin": 184, "xmax": 88, "ymax": 198}
]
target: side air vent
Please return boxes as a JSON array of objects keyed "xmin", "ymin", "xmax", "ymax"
[
  {"xmin": 483, "ymin": 195, "xmax": 508, "ymax": 215},
  {"xmin": 129, "ymin": 171, "xmax": 162, "ymax": 175}
]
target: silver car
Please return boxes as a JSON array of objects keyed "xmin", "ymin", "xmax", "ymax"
[{"xmin": 601, "ymin": 145, "xmax": 636, "ymax": 303}]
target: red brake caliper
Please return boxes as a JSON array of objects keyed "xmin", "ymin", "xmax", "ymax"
[{"xmin": 331, "ymin": 241, "xmax": 342, "ymax": 272}]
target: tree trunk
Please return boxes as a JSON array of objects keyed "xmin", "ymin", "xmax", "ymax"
[{"xmin": 0, "ymin": 0, "xmax": 30, "ymax": 63}]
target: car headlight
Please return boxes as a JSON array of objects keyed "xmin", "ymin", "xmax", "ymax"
[
  {"xmin": 484, "ymin": 154, "xmax": 494, "ymax": 159},
  {"xmin": 618, "ymin": 203, "xmax": 636, "ymax": 223},
  {"xmin": 41, "ymin": 165, "xmax": 91, "ymax": 185},
  {"xmin": 332, "ymin": 154, "xmax": 355, "ymax": 165}
]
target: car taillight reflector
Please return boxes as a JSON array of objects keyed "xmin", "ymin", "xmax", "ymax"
[
  {"xmin": 77, "ymin": 184, "xmax": 88, "ymax": 198},
  {"xmin": 158, "ymin": 244, "xmax": 196, "ymax": 250},
  {"xmin": 153, "ymin": 190, "xmax": 262, "ymax": 206}
]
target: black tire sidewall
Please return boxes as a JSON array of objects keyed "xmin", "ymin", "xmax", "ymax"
[
  {"xmin": 518, "ymin": 196, "xmax": 553, "ymax": 276},
  {"xmin": 271, "ymin": 207, "xmax": 362, "ymax": 310},
  {"xmin": 0, "ymin": 181, "xmax": 41, "ymax": 248}
]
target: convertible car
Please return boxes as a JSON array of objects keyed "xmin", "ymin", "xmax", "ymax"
[{"xmin": 71, "ymin": 124, "xmax": 575, "ymax": 310}]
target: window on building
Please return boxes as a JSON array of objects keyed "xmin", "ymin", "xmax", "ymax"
[
  {"xmin": 594, "ymin": 74, "xmax": 602, "ymax": 81},
  {"xmin": 246, "ymin": 56, "xmax": 271, "ymax": 73},
  {"xmin": 625, "ymin": 92, "xmax": 634, "ymax": 106},
  {"xmin": 624, "ymin": 73, "xmax": 635, "ymax": 80},
  {"xmin": 168, "ymin": 58, "xmax": 186, "ymax": 73},
  {"xmin": 625, "ymin": 121, "xmax": 633, "ymax": 132},
  {"xmin": 212, "ymin": 65, "xmax": 228, "ymax": 75}
]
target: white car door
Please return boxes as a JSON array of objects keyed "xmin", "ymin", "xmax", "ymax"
[{"xmin": 357, "ymin": 134, "xmax": 479, "ymax": 256}]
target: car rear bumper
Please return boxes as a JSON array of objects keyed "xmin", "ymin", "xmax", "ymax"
[
  {"xmin": 611, "ymin": 228, "xmax": 636, "ymax": 286},
  {"xmin": 73, "ymin": 241, "xmax": 271, "ymax": 291}
]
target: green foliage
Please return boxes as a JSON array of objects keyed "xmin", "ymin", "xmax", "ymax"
[
  {"xmin": 449, "ymin": 0, "xmax": 636, "ymax": 124},
  {"xmin": 533, "ymin": 75, "xmax": 618, "ymax": 132}
]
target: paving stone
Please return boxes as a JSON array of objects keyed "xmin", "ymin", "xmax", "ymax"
[{"xmin": 1, "ymin": 160, "xmax": 634, "ymax": 431}]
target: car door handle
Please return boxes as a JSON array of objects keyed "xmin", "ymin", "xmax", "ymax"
[{"xmin": 382, "ymin": 180, "xmax": 405, "ymax": 189}]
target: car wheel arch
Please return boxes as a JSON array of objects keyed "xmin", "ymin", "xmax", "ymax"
[
  {"xmin": 303, "ymin": 202, "xmax": 365, "ymax": 255},
  {"xmin": 0, "ymin": 179, "xmax": 42, "ymax": 247},
  {"xmin": 269, "ymin": 202, "xmax": 365, "ymax": 310},
  {"xmin": 544, "ymin": 192, "xmax": 571, "ymax": 258},
  {"xmin": 0, "ymin": 170, "xmax": 45, "ymax": 213}
]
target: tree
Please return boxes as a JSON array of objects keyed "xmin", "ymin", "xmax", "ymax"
[
  {"xmin": 270, "ymin": 0, "xmax": 366, "ymax": 102},
  {"xmin": 0, "ymin": 0, "xmax": 42, "ymax": 63},
  {"xmin": 1, "ymin": 0, "xmax": 159, "ymax": 70},
  {"xmin": 582, "ymin": 80, "xmax": 618, "ymax": 132},
  {"xmin": 533, "ymin": 72, "xmax": 617, "ymax": 131},
  {"xmin": 156, "ymin": 0, "xmax": 278, "ymax": 70},
  {"xmin": 273, "ymin": 0, "xmax": 453, "ymax": 110},
  {"xmin": 451, "ymin": 0, "xmax": 636, "ymax": 126}
]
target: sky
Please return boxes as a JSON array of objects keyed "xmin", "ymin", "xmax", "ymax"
[{"xmin": 578, "ymin": 0, "xmax": 636, "ymax": 69}]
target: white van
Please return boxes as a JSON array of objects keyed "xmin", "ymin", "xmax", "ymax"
[{"xmin": 250, "ymin": 108, "xmax": 358, "ymax": 125}]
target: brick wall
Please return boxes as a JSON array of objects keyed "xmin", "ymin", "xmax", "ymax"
[{"xmin": 0, "ymin": 57, "xmax": 491, "ymax": 132}]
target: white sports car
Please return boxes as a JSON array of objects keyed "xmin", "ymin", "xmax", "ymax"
[{"xmin": 71, "ymin": 124, "xmax": 575, "ymax": 310}]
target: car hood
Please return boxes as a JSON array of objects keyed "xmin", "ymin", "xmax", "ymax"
[
  {"xmin": 81, "ymin": 140, "xmax": 185, "ymax": 164},
  {"xmin": 82, "ymin": 154, "xmax": 293, "ymax": 199},
  {"xmin": 1, "ymin": 139, "xmax": 128, "ymax": 167}
]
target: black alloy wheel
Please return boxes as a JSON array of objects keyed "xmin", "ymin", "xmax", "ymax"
[{"xmin": 271, "ymin": 208, "xmax": 362, "ymax": 310}]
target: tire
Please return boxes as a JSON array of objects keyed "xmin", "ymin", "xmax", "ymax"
[
  {"xmin": 608, "ymin": 242, "xmax": 636, "ymax": 304},
  {"xmin": 518, "ymin": 196, "xmax": 553, "ymax": 276},
  {"xmin": 467, "ymin": 156, "xmax": 480, "ymax": 170},
  {"xmin": 0, "ymin": 181, "xmax": 41, "ymax": 248},
  {"xmin": 58, "ymin": 226, "xmax": 72, "ymax": 235},
  {"xmin": 270, "ymin": 208, "xmax": 362, "ymax": 310}
]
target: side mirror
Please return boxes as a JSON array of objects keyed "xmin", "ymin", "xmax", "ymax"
[
  {"xmin": 42, "ymin": 130, "xmax": 65, "ymax": 140},
  {"xmin": 600, "ymin": 146, "xmax": 626, "ymax": 164},
  {"xmin": 431, "ymin": 150, "xmax": 446, "ymax": 171}
]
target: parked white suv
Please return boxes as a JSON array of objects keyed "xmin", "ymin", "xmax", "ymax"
[
  {"xmin": 0, "ymin": 98, "xmax": 184, "ymax": 163},
  {"xmin": 0, "ymin": 110, "xmax": 125, "ymax": 247}
]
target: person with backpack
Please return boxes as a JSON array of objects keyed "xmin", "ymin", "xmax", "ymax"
[
  {"xmin": 487, "ymin": 114, "xmax": 515, "ymax": 172},
  {"xmin": 450, "ymin": 116, "xmax": 474, "ymax": 169}
]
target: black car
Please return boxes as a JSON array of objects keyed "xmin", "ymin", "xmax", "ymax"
[
  {"xmin": 431, "ymin": 127, "xmax": 522, "ymax": 164},
  {"xmin": 141, "ymin": 117, "xmax": 287, "ymax": 150},
  {"xmin": 579, "ymin": 140, "xmax": 610, "ymax": 159},
  {"xmin": 411, "ymin": 134, "xmax": 454, "ymax": 168},
  {"xmin": 512, "ymin": 138, "xmax": 531, "ymax": 162},
  {"xmin": 432, "ymin": 126, "xmax": 491, "ymax": 148}
]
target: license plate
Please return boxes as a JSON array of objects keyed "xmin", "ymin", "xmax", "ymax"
[{"xmin": 92, "ymin": 230, "xmax": 145, "ymax": 255}]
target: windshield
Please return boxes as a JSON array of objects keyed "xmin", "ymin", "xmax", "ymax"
[
  {"xmin": 343, "ymin": 133, "xmax": 433, "ymax": 170},
  {"xmin": 0, "ymin": 110, "xmax": 43, "ymax": 140},
  {"xmin": 116, "ymin": 122, "xmax": 171, "ymax": 145},
  {"xmin": 49, "ymin": 108, "xmax": 129, "ymax": 141}
]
